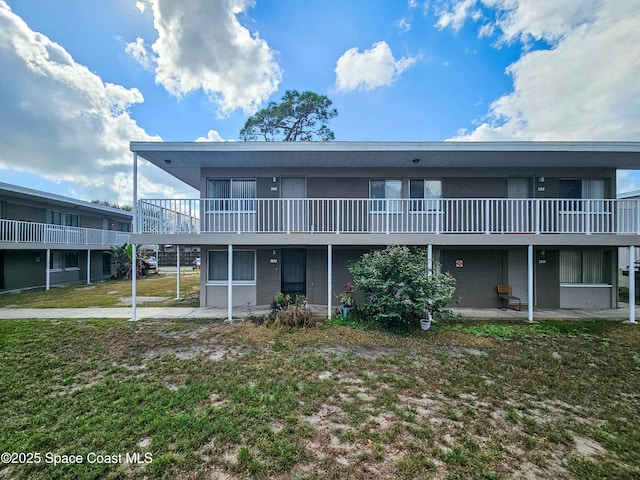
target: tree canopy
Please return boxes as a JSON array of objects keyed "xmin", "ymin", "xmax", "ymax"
[{"xmin": 239, "ymin": 90, "xmax": 338, "ymax": 141}]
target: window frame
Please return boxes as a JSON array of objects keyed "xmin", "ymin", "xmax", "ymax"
[
  {"xmin": 65, "ymin": 213, "xmax": 79, "ymax": 227},
  {"xmin": 49, "ymin": 251, "xmax": 80, "ymax": 271},
  {"xmin": 369, "ymin": 179, "xmax": 402, "ymax": 213},
  {"xmin": 46, "ymin": 210, "xmax": 62, "ymax": 225},
  {"xmin": 117, "ymin": 222, "xmax": 131, "ymax": 232},
  {"xmin": 409, "ymin": 179, "xmax": 442, "ymax": 212},
  {"xmin": 559, "ymin": 179, "xmax": 606, "ymax": 212},
  {"xmin": 206, "ymin": 178, "xmax": 257, "ymax": 213},
  {"xmin": 559, "ymin": 250, "xmax": 607, "ymax": 285},
  {"xmin": 206, "ymin": 249, "xmax": 257, "ymax": 285}
]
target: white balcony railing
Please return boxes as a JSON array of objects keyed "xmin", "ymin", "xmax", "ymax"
[
  {"xmin": 137, "ymin": 198, "xmax": 640, "ymax": 236},
  {"xmin": 0, "ymin": 219, "xmax": 131, "ymax": 246}
]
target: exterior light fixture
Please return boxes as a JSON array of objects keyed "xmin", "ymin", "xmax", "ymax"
[
  {"xmin": 164, "ymin": 159, "xmax": 172, "ymax": 165},
  {"xmin": 412, "ymin": 158, "xmax": 420, "ymax": 164}
]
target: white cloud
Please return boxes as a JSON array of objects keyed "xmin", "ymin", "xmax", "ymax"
[
  {"xmin": 0, "ymin": 1, "xmax": 194, "ymax": 205},
  {"xmin": 195, "ymin": 130, "xmax": 227, "ymax": 142},
  {"xmin": 481, "ymin": 0, "xmax": 601, "ymax": 45},
  {"xmin": 335, "ymin": 41, "xmax": 419, "ymax": 92},
  {"xmin": 125, "ymin": 36, "xmax": 155, "ymax": 71},
  {"xmin": 441, "ymin": 0, "xmax": 640, "ymax": 143},
  {"xmin": 397, "ymin": 18, "xmax": 412, "ymax": 32},
  {"xmin": 435, "ymin": 0, "xmax": 478, "ymax": 31},
  {"xmin": 142, "ymin": 0, "xmax": 281, "ymax": 116},
  {"xmin": 135, "ymin": 1, "xmax": 147, "ymax": 14},
  {"xmin": 435, "ymin": 0, "xmax": 601, "ymax": 44}
]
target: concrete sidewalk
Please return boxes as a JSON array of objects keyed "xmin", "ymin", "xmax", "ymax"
[{"xmin": 0, "ymin": 305, "xmax": 635, "ymax": 321}]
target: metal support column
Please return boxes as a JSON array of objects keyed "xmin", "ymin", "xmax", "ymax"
[
  {"xmin": 327, "ymin": 244, "xmax": 333, "ymax": 319},
  {"xmin": 132, "ymin": 243, "xmax": 137, "ymax": 321},
  {"xmin": 629, "ymin": 245, "xmax": 636, "ymax": 324},
  {"xmin": 527, "ymin": 244, "xmax": 534, "ymax": 322},
  {"xmin": 131, "ymin": 151, "xmax": 138, "ymax": 321},
  {"xmin": 87, "ymin": 249, "xmax": 91, "ymax": 284},
  {"xmin": 46, "ymin": 249, "xmax": 50, "ymax": 291},
  {"xmin": 427, "ymin": 244, "xmax": 433, "ymax": 321},
  {"xmin": 228, "ymin": 244, "xmax": 233, "ymax": 321},
  {"xmin": 176, "ymin": 245, "xmax": 181, "ymax": 299}
]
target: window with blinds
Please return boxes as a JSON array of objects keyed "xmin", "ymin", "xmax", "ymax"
[
  {"xmin": 207, "ymin": 179, "xmax": 256, "ymax": 212},
  {"xmin": 370, "ymin": 179, "xmax": 402, "ymax": 213},
  {"xmin": 560, "ymin": 250, "xmax": 605, "ymax": 284},
  {"xmin": 559, "ymin": 179, "xmax": 605, "ymax": 211},
  {"xmin": 207, "ymin": 250, "xmax": 256, "ymax": 284},
  {"xmin": 410, "ymin": 179, "xmax": 442, "ymax": 211}
]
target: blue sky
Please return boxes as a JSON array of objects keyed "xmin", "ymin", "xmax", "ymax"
[{"xmin": 1, "ymin": 0, "xmax": 639, "ymax": 205}]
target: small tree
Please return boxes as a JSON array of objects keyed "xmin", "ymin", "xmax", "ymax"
[
  {"xmin": 239, "ymin": 90, "xmax": 338, "ymax": 141},
  {"xmin": 111, "ymin": 244, "xmax": 149, "ymax": 280},
  {"xmin": 348, "ymin": 245, "xmax": 456, "ymax": 328}
]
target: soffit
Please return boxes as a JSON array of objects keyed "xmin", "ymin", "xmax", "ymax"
[{"xmin": 130, "ymin": 141, "xmax": 640, "ymax": 189}]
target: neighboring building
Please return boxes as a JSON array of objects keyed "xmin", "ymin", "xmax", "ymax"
[
  {"xmin": 0, "ymin": 182, "xmax": 131, "ymax": 292},
  {"xmin": 618, "ymin": 189, "xmax": 640, "ymax": 288},
  {"xmin": 130, "ymin": 141, "xmax": 640, "ymax": 320}
]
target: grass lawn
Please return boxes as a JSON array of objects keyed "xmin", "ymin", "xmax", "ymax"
[
  {"xmin": 0, "ymin": 271, "xmax": 201, "ymax": 308},
  {"xmin": 1, "ymin": 318, "xmax": 639, "ymax": 479}
]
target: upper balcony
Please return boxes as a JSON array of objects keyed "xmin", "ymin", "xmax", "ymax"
[
  {"xmin": 0, "ymin": 218, "xmax": 131, "ymax": 249},
  {"xmin": 136, "ymin": 198, "xmax": 640, "ymax": 246}
]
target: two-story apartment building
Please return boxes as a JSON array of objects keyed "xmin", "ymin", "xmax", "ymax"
[
  {"xmin": 130, "ymin": 141, "xmax": 640, "ymax": 322},
  {"xmin": 0, "ymin": 182, "xmax": 131, "ymax": 292}
]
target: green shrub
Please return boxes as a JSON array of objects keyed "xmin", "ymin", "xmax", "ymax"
[{"xmin": 348, "ymin": 245, "xmax": 456, "ymax": 329}]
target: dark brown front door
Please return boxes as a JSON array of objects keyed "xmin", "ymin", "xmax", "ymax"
[{"xmin": 281, "ymin": 249, "xmax": 306, "ymax": 297}]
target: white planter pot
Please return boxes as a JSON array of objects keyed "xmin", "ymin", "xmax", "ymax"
[{"xmin": 419, "ymin": 319, "xmax": 431, "ymax": 331}]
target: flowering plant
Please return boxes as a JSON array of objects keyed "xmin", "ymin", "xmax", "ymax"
[{"xmin": 338, "ymin": 281, "xmax": 356, "ymax": 307}]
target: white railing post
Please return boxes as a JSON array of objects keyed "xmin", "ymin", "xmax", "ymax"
[
  {"xmin": 485, "ymin": 199, "xmax": 491, "ymax": 234},
  {"xmin": 585, "ymin": 200, "xmax": 591, "ymax": 235},
  {"xmin": 535, "ymin": 199, "xmax": 541, "ymax": 234},
  {"xmin": 336, "ymin": 199, "xmax": 341, "ymax": 234},
  {"xmin": 237, "ymin": 200, "xmax": 241, "ymax": 234},
  {"xmin": 386, "ymin": 200, "xmax": 390, "ymax": 234}
]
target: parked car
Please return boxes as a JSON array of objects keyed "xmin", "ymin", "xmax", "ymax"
[
  {"xmin": 193, "ymin": 257, "xmax": 201, "ymax": 270},
  {"xmin": 146, "ymin": 256, "xmax": 158, "ymax": 272}
]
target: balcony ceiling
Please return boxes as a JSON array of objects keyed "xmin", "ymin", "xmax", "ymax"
[{"xmin": 131, "ymin": 141, "xmax": 640, "ymax": 189}]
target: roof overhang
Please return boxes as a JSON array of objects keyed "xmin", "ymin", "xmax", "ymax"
[
  {"xmin": 0, "ymin": 182, "xmax": 132, "ymax": 218},
  {"xmin": 130, "ymin": 141, "xmax": 640, "ymax": 189}
]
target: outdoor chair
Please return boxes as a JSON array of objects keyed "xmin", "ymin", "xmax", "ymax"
[{"xmin": 497, "ymin": 285, "xmax": 521, "ymax": 311}]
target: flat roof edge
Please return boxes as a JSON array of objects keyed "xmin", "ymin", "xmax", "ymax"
[
  {"xmin": 0, "ymin": 182, "xmax": 133, "ymax": 218},
  {"xmin": 130, "ymin": 140, "xmax": 640, "ymax": 153}
]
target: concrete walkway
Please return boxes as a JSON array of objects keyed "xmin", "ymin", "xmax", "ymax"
[{"xmin": 0, "ymin": 304, "xmax": 636, "ymax": 321}]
